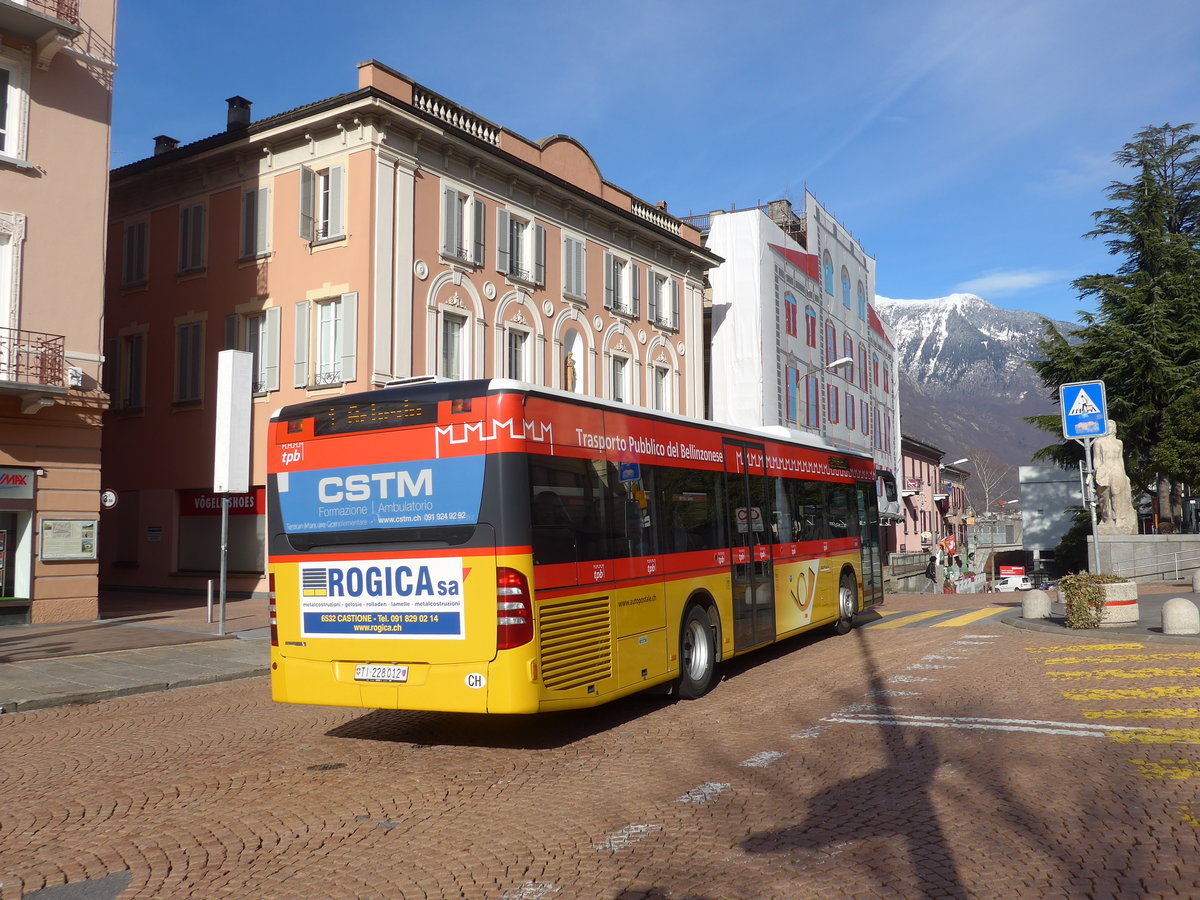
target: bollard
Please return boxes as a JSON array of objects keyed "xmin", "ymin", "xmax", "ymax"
[
  {"xmin": 1162, "ymin": 597, "xmax": 1200, "ymax": 635},
  {"xmin": 1192, "ymin": 570, "xmax": 1200, "ymax": 593},
  {"xmin": 1022, "ymin": 589, "xmax": 1052, "ymax": 620}
]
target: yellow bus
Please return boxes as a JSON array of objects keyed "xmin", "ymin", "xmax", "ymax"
[{"xmin": 267, "ymin": 378, "xmax": 883, "ymax": 713}]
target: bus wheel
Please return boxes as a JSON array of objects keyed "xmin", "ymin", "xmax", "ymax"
[
  {"xmin": 834, "ymin": 571, "xmax": 858, "ymax": 635},
  {"xmin": 677, "ymin": 605, "xmax": 716, "ymax": 699}
]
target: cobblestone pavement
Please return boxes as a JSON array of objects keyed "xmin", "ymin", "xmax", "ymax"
[{"xmin": 3, "ymin": 619, "xmax": 1200, "ymax": 899}]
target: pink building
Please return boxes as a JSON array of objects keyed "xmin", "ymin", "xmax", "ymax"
[
  {"xmin": 101, "ymin": 60, "xmax": 720, "ymax": 602},
  {"xmin": 0, "ymin": 0, "xmax": 116, "ymax": 623},
  {"xmin": 886, "ymin": 435, "xmax": 969, "ymax": 562}
]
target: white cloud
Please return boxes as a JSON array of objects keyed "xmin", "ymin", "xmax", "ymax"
[{"xmin": 954, "ymin": 270, "xmax": 1063, "ymax": 296}]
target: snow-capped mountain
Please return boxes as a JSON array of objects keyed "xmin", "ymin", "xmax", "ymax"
[{"xmin": 874, "ymin": 293, "xmax": 1074, "ymax": 489}]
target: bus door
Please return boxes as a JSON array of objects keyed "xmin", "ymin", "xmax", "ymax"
[
  {"xmin": 723, "ymin": 439, "xmax": 775, "ymax": 650},
  {"xmin": 856, "ymin": 482, "xmax": 884, "ymax": 609}
]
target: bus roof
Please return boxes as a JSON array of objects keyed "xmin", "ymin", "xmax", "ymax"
[{"xmin": 272, "ymin": 376, "xmax": 872, "ymax": 465}]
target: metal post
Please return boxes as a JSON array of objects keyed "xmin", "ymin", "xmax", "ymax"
[
  {"xmin": 218, "ymin": 496, "xmax": 229, "ymax": 636},
  {"xmin": 1081, "ymin": 437, "xmax": 1100, "ymax": 574},
  {"xmin": 207, "ymin": 578, "xmax": 213, "ymax": 624}
]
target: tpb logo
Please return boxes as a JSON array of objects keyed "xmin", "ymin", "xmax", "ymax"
[{"xmin": 280, "ymin": 443, "xmax": 304, "ymax": 467}]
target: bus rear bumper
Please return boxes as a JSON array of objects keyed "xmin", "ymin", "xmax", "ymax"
[{"xmin": 270, "ymin": 650, "xmax": 541, "ymax": 714}]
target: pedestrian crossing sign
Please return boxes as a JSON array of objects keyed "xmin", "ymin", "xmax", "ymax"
[{"xmin": 1059, "ymin": 380, "xmax": 1107, "ymax": 440}]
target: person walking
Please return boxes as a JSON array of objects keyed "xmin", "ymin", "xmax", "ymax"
[{"xmin": 920, "ymin": 555, "xmax": 938, "ymax": 594}]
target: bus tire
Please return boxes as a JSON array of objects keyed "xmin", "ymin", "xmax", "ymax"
[
  {"xmin": 677, "ymin": 604, "xmax": 717, "ymax": 699},
  {"xmin": 834, "ymin": 570, "xmax": 858, "ymax": 635}
]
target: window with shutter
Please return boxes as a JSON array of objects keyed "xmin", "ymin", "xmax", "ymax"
[
  {"xmin": 179, "ymin": 204, "xmax": 205, "ymax": 273},
  {"xmin": 122, "ymin": 221, "xmax": 148, "ymax": 286},
  {"xmin": 241, "ymin": 187, "xmax": 270, "ymax": 259},
  {"xmin": 563, "ymin": 235, "xmax": 586, "ymax": 300}
]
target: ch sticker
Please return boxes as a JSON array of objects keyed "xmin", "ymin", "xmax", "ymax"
[{"xmin": 465, "ymin": 673, "xmax": 486, "ymax": 690}]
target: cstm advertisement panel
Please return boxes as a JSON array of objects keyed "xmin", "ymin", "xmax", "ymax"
[{"xmin": 276, "ymin": 456, "xmax": 485, "ymax": 534}]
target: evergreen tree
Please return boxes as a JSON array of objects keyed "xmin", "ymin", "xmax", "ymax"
[{"xmin": 1029, "ymin": 123, "xmax": 1200, "ymax": 529}]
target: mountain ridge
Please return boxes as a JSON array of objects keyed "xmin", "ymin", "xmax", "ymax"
[{"xmin": 874, "ymin": 293, "xmax": 1074, "ymax": 501}]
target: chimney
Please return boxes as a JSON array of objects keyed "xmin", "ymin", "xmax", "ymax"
[
  {"xmin": 226, "ymin": 96, "xmax": 252, "ymax": 131},
  {"xmin": 154, "ymin": 135, "xmax": 179, "ymax": 156}
]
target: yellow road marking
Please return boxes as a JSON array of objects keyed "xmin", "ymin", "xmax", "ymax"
[
  {"xmin": 1108, "ymin": 728, "xmax": 1200, "ymax": 745},
  {"xmin": 1049, "ymin": 668, "xmax": 1200, "ymax": 681},
  {"xmin": 930, "ymin": 607, "xmax": 1007, "ymax": 627},
  {"xmin": 1131, "ymin": 759, "xmax": 1200, "ymax": 780},
  {"xmin": 1045, "ymin": 652, "xmax": 1200, "ymax": 665},
  {"xmin": 868, "ymin": 610, "xmax": 951, "ymax": 629},
  {"xmin": 1027, "ymin": 644, "xmax": 1144, "ymax": 653},
  {"xmin": 1084, "ymin": 708, "xmax": 1200, "ymax": 720},
  {"xmin": 1063, "ymin": 686, "xmax": 1200, "ymax": 700}
]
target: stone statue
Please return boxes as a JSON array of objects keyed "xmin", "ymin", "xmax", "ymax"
[
  {"xmin": 564, "ymin": 352, "xmax": 577, "ymax": 392},
  {"xmin": 1093, "ymin": 420, "xmax": 1137, "ymax": 535}
]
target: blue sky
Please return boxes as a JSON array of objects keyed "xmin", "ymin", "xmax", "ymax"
[{"xmin": 110, "ymin": 0, "xmax": 1200, "ymax": 325}]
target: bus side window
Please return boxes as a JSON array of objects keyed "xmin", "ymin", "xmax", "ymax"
[
  {"xmin": 772, "ymin": 476, "xmax": 793, "ymax": 545},
  {"xmin": 827, "ymin": 485, "xmax": 852, "ymax": 540},
  {"xmin": 659, "ymin": 467, "xmax": 723, "ymax": 552},
  {"xmin": 795, "ymin": 481, "xmax": 828, "ymax": 541}
]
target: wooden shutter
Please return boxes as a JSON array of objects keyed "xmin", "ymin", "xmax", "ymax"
[
  {"xmin": 339, "ymin": 292, "xmax": 358, "ymax": 384},
  {"xmin": 299, "ymin": 166, "xmax": 314, "ymax": 240},
  {"xmin": 327, "ymin": 166, "xmax": 344, "ymax": 238},
  {"xmin": 241, "ymin": 189, "xmax": 257, "ymax": 258},
  {"xmin": 496, "ymin": 209, "xmax": 510, "ymax": 274},
  {"xmin": 631, "ymin": 263, "xmax": 640, "ymax": 317},
  {"xmin": 264, "ymin": 306, "xmax": 281, "ymax": 392},
  {"xmin": 574, "ymin": 238, "xmax": 585, "ymax": 298},
  {"xmin": 647, "ymin": 270, "xmax": 659, "ymax": 323},
  {"xmin": 255, "ymin": 187, "xmax": 270, "ymax": 255},
  {"xmin": 603, "ymin": 252, "xmax": 614, "ymax": 308},
  {"xmin": 533, "ymin": 223, "xmax": 545, "ymax": 285},
  {"xmin": 103, "ymin": 337, "xmax": 120, "ymax": 398},
  {"xmin": 293, "ymin": 301, "xmax": 310, "ymax": 387},
  {"xmin": 441, "ymin": 186, "xmax": 457, "ymax": 256},
  {"xmin": 224, "ymin": 314, "xmax": 239, "ymax": 350},
  {"xmin": 670, "ymin": 279, "xmax": 679, "ymax": 328},
  {"xmin": 472, "ymin": 197, "xmax": 485, "ymax": 265}
]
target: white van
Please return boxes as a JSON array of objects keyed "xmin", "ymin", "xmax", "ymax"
[{"xmin": 994, "ymin": 575, "xmax": 1032, "ymax": 592}]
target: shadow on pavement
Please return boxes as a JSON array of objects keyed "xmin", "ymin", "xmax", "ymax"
[{"xmin": 739, "ymin": 625, "xmax": 969, "ymax": 898}]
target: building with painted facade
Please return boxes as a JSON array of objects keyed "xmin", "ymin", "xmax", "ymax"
[
  {"xmin": 101, "ymin": 60, "xmax": 719, "ymax": 601},
  {"xmin": 695, "ymin": 194, "xmax": 902, "ymax": 521},
  {"xmin": 0, "ymin": 0, "xmax": 116, "ymax": 623}
]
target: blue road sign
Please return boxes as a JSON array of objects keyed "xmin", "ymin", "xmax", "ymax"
[{"xmin": 1060, "ymin": 380, "xmax": 1107, "ymax": 440}]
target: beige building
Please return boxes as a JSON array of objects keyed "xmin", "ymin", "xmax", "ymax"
[
  {"xmin": 102, "ymin": 60, "xmax": 719, "ymax": 601},
  {"xmin": 0, "ymin": 0, "xmax": 116, "ymax": 623}
]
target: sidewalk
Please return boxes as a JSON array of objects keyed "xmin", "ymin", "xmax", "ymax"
[
  {"xmin": 0, "ymin": 594, "xmax": 270, "ymax": 714},
  {"xmin": 2, "ymin": 583, "xmax": 1198, "ymax": 715}
]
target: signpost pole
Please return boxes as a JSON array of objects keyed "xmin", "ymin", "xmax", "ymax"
[
  {"xmin": 1059, "ymin": 380, "xmax": 1108, "ymax": 575},
  {"xmin": 213, "ymin": 350, "xmax": 253, "ymax": 639},
  {"xmin": 219, "ymin": 497, "xmax": 230, "ymax": 635},
  {"xmin": 1081, "ymin": 437, "xmax": 1100, "ymax": 573}
]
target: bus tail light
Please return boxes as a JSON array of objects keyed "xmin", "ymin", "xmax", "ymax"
[
  {"xmin": 496, "ymin": 567, "xmax": 533, "ymax": 650},
  {"xmin": 268, "ymin": 573, "xmax": 279, "ymax": 647}
]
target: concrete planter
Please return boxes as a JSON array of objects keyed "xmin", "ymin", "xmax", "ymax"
[{"xmin": 1098, "ymin": 581, "xmax": 1139, "ymax": 626}]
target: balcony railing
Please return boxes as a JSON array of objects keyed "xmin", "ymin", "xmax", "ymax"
[
  {"xmin": 0, "ymin": 327, "xmax": 65, "ymax": 388},
  {"xmin": 19, "ymin": 0, "xmax": 78, "ymax": 25}
]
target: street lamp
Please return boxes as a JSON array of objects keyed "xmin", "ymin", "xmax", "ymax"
[{"xmin": 806, "ymin": 355, "xmax": 853, "ymax": 374}]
